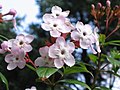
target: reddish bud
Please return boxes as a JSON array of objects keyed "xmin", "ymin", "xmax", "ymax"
[
  {"xmin": 106, "ymin": 0, "xmax": 111, "ymax": 7},
  {"xmin": 8, "ymin": 9, "xmax": 17, "ymax": 16},
  {"xmin": 0, "ymin": 4, "xmax": 2, "ymax": 9},
  {"xmin": 97, "ymin": 3, "xmax": 102, "ymax": 9},
  {"xmin": 91, "ymin": 4, "xmax": 95, "ymax": 10}
]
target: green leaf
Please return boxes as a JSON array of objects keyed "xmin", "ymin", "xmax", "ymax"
[
  {"xmin": 94, "ymin": 86, "xmax": 110, "ymax": 90},
  {"xmin": 58, "ymin": 79, "xmax": 91, "ymax": 90},
  {"xmin": 99, "ymin": 34, "xmax": 106, "ymax": 44},
  {"xmin": 104, "ymin": 40, "xmax": 120, "ymax": 46},
  {"xmin": 0, "ymin": 72, "xmax": 9, "ymax": 90},
  {"xmin": 106, "ymin": 49, "xmax": 120, "ymax": 67},
  {"xmin": 36, "ymin": 67, "xmax": 58, "ymax": 78},
  {"xmin": 106, "ymin": 71, "xmax": 120, "ymax": 78},
  {"xmin": 88, "ymin": 54, "xmax": 98, "ymax": 63}
]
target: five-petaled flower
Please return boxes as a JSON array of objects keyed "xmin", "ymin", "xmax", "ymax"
[
  {"xmin": 13, "ymin": 34, "xmax": 34, "ymax": 52},
  {"xmin": 49, "ymin": 37, "xmax": 75, "ymax": 68},
  {"xmin": 71, "ymin": 21, "xmax": 101, "ymax": 54},
  {"xmin": 5, "ymin": 46, "xmax": 26, "ymax": 70},
  {"xmin": 35, "ymin": 46, "xmax": 54, "ymax": 67}
]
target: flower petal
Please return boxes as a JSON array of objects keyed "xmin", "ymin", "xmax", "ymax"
[
  {"xmin": 50, "ymin": 30, "xmax": 61, "ymax": 37},
  {"xmin": 49, "ymin": 44, "xmax": 59, "ymax": 58},
  {"xmin": 43, "ymin": 14, "xmax": 54, "ymax": 23},
  {"xmin": 64, "ymin": 54, "xmax": 75, "ymax": 67},
  {"xmin": 41, "ymin": 23, "xmax": 51, "ymax": 31},
  {"xmin": 17, "ymin": 61, "xmax": 26, "ymax": 69},
  {"xmin": 90, "ymin": 45, "xmax": 97, "ymax": 54},
  {"xmin": 23, "ymin": 44, "xmax": 32, "ymax": 52},
  {"xmin": 67, "ymin": 42, "xmax": 75, "ymax": 53},
  {"xmin": 39, "ymin": 46, "xmax": 49, "ymax": 57},
  {"xmin": 34, "ymin": 57, "xmax": 45, "ymax": 67},
  {"xmin": 25, "ymin": 35, "xmax": 34, "ymax": 43},
  {"xmin": 54, "ymin": 59, "xmax": 64, "ymax": 68},
  {"xmin": 61, "ymin": 10, "xmax": 70, "ymax": 17},
  {"xmin": 51, "ymin": 6, "xmax": 62, "ymax": 14},
  {"xmin": 5, "ymin": 54, "xmax": 14, "ymax": 63},
  {"xmin": 71, "ymin": 30, "xmax": 80, "ymax": 41},
  {"xmin": 80, "ymin": 39, "xmax": 90, "ymax": 49},
  {"xmin": 56, "ymin": 37, "xmax": 65, "ymax": 47},
  {"xmin": 7, "ymin": 63, "xmax": 17, "ymax": 70}
]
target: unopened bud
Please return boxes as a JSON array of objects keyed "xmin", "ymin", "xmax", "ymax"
[
  {"xmin": 102, "ymin": 6, "xmax": 105, "ymax": 10},
  {"xmin": 91, "ymin": 4, "xmax": 95, "ymax": 10},
  {"xmin": 97, "ymin": 3, "xmax": 102, "ymax": 9},
  {"xmin": 8, "ymin": 9, "xmax": 17, "ymax": 16},
  {"xmin": 0, "ymin": 4, "xmax": 2, "ymax": 9},
  {"xmin": 106, "ymin": 0, "xmax": 111, "ymax": 7}
]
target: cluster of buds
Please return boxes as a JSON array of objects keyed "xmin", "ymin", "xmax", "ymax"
[
  {"xmin": 91, "ymin": 0, "xmax": 120, "ymax": 38},
  {"xmin": 0, "ymin": 4, "xmax": 17, "ymax": 29}
]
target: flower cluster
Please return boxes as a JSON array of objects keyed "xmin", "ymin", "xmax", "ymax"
[
  {"xmin": 0, "ymin": 34, "xmax": 34, "ymax": 70},
  {"xmin": 39, "ymin": 5, "xmax": 101, "ymax": 68},
  {"xmin": 0, "ymin": 6, "xmax": 101, "ymax": 70}
]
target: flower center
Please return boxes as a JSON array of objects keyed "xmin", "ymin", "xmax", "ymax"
[
  {"xmin": 56, "ymin": 14, "xmax": 59, "ymax": 16},
  {"xmin": 83, "ymin": 32, "xmax": 86, "ymax": 36},
  {"xmin": 61, "ymin": 49, "xmax": 65, "ymax": 55},
  {"xmin": 19, "ymin": 41, "xmax": 24, "ymax": 45},
  {"xmin": 53, "ymin": 24, "xmax": 57, "ymax": 27}
]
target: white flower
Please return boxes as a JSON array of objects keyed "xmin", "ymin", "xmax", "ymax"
[
  {"xmin": 41, "ymin": 14, "xmax": 72, "ymax": 37},
  {"xmin": 71, "ymin": 21, "xmax": 101, "ymax": 54},
  {"xmin": 13, "ymin": 34, "xmax": 34, "ymax": 52},
  {"xmin": 5, "ymin": 46, "xmax": 26, "ymax": 70},
  {"xmin": 51, "ymin": 6, "xmax": 70, "ymax": 18},
  {"xmin": 35, "ymin": 46, "xmax": 54, "ymax": 67},
  {"xmin": 49, "ymin": 37, "xmax": 75, "ymax": 68}
]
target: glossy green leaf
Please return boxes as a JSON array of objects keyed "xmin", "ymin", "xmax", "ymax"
[
  {"xmin": 106, "ymin": 71, "xmax": 120, "ymax": 78},
  {"xmin": 107, "ymin": 50, "xmax": 120, "ymax": 67},
  {"xmin": 104, "ymin": 40, "xmax": 120, "ymax": 46},
  {"xmin": 88, "ymin": 54, "xmax": 98, "ymax": 63},
  {"xmin": 36, "ymin": 67, "xmax": 58, "ymax": 78},
  {"xmin": 64, "ymin": 65, "xmax": 93, "ymax": 77},
  {"xmin": 0, "ymin": 72, "xmax": 9, "ymax": 90},
  {"xmin": 58, "ymin": 79, "xmax": 91, "ymax": 90}
]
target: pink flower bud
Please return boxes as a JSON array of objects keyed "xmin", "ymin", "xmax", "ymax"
[
  {"xmin": 8, "ymin": 9, "xmax": 17, "ymax": 16},
  {"xmin": 106, "ymin": 0, "xmax": 111, "ymax": 7},
  {"xmin": 0, "ymin": 4, "xmax": 2, "ymax": 9},
  {"xmin": 97, "ymin": 3, "xmax": 102, "ymax": 9},
  {"xmin": 91, "ymin": 4, "xmax": 95, "ymax": 10}
]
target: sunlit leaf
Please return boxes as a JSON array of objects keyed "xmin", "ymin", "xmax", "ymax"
[
  {"xmin": 88, "ymin": 54, "xmax": 98, "ymax": 63},
  {"xmin": 58, "ymin": 79, "xmax": 91, "ymax": 90},
  {"xmin": 36, "ymin": 67, "xmax": 58, "ymax": 78}
]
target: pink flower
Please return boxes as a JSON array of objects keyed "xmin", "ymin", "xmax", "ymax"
[
  {"xmin": 49, "ymin": 37, "xmax": 75, "ymax": 68},
  {"xmin": 35, "ymin": 46, "xmax": 54, "ymax": 67},
  {"xmin": 13, "ymin": 34, "xmax": 34, "ymax": 52},
  {"xmin": 0, "ymin": 39, "xmax": 14, "ymax": 54},
  {"xmin": 5, "ymin": 46, "xmax": 26, "ymax": 70},
  {"xmin": 0, "ymin": 41, "xmax": 9, "ymax": 54},
  {"xmin": 71, "ymin": 21, "xmax": 101, "ymax": 54},
  {"xmin": 41, "ymin": 14, "xmax": 72, "ymax": 37},
  {"xmin": 25, "ymin": 86, "xmax": 37, "ymax": 90},
  {"xmin": 51, "ymin": 6, "xmax": 70, "ymax": 18}
]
